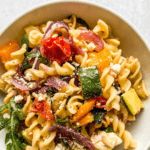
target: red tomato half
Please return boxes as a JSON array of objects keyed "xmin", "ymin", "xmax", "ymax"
[
  {"xmin": 31, "ymin": 99, "xmax": 54, "ymax": 121},
  {"xmin": 95, "ymin": 96, "xmax": 107, "ymax": 109},
  {"xmin": 41, "ymin": 36, "xmax": 71, "ymax": 64}
]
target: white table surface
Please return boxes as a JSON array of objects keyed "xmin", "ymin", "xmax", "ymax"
[{"xmin": 0, "ymin": 0, "xmax": 150, "ymax": 48}]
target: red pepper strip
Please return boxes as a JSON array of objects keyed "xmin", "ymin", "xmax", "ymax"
[
  {"xmin": 31, "ymin": 99, "xmax": 54, "ymax": 121},
  {"xmin": 41, "ymin": 36, "xmax": 71, "ymax": 64},
  {"xmin": 95, "ymin": 96, "xmax": 107, "ymax": 109},
  {"xmin": 78, "ymin": 31, "xmax": 104, "ymax": 51}
]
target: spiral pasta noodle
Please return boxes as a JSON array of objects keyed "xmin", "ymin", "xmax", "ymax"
[
  {"xmin": 39, "ymin": 61, "xmax": 75, "ymax": 76},
  {"xmin": 25, "ymin": 26, "xmax": 43, "ymax": 47},
  {"xmin": 52, "ymin": 78, "xmax": 81, "ymax": 118},
  {"xmin": 102, "ymin": 113, "xmax": 136, "ymax": 149},
  {"xmin": 127, "ymin": 56, "xmax": 149, "ymax": 98},
  {"xmin": 4, "ymin": 44, "xmax": 27, "ymax": 70},
  {"xmin": 66, "ymin": 95, "xmax": 83, "ymax": 114},
  {"xmin": 93, "ymin": 19, "xmax": 109, "ymax": 39},
  {"xmin": 23, "ymin": 96, "xmax": 56, "ymax": 150},
  {"xmin": 0, "ymin": 15, "xmax": 148, "ymax": 150},
  {"xmin": 100, "ymin": 67, "xmax": 121, "ymax": 111}
]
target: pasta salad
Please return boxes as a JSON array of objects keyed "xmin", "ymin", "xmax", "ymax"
[{"xmin": 0, "ymin": 15, "xmax": 149, "ymax": 150}]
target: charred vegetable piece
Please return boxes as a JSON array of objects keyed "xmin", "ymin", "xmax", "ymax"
[
  {"xmin": 41, "ymin": 21, "xmax": 72, "ymax": 64},
  {"xmin": 41, "ymin": 36, "xmax": 71, "ymax": 64},
  {"xmin": 72, "ymin": 99, "xmax": 95, "ymax": 123},
  {"xmin": 78, "ymin": 112, "xmax": 94, "ymax": 126},
  {"xmin": 31, "ymin": 98, "xmax": 54, "ymax": 121},
  {"xmin": 87, "ymin": 49, "xmax": 112, "ymax": 72},
  {"xmin": 49, "ymin": 125, "xmax": 95, "ymax": 150},
  {"xmin": 78, "ymin": 66, "xmax": 102, "ymax": 100}
]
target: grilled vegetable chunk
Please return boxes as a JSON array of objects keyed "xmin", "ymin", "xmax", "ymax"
[
  {"xmin": 78, "ymin": 66, "xmax": 102, "ymax": 100},
  {"xmin": 122, "ymin": 88, "xmax": 143, "ymax": 115}
]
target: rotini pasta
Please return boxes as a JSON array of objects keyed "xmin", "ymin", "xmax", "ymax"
[
  {"xmin": 0, "ymin": 15, "xmax": 148, "ymax": 150},
  {"xmin": 102, "ymin": 113, "xmax": 136, "ymax": 149}
]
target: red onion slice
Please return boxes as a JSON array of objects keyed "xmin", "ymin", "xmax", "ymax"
[
  {"xmin": 43, "ymin": 21, "xmax": 69, "ymax": 39},
  {"xmin": 49, "ymin": 125, "xmax": 95, "ymax": 150},
  {"xmin": 78, "ymin": 30, "xmax": 104, "ymax": 51},
  {"xmin": 45, "ymin": 77, "xmax": 68, "ymax": 90},
  {"xmin": 12, "ymin": 74, "xmax": 38, "ymax": 91},
  {"xmin": 42, "ymin": 21, "xmax": 84, "ymax": 59}
]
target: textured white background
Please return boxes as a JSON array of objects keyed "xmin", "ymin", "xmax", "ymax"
[{"xmin": 0, "ymin": 0, "xmax": 150, "ymax": 48}]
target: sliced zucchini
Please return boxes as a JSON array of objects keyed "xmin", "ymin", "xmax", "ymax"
[
  {"xmin": 122, "ymin": 88, "xmax": 143, "ymax": 115},
  {"xmin": 78, "ymin": 66, "xmax": 102, "ymax": 100}
]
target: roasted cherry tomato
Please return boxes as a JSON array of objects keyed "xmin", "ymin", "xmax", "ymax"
[
  {"xmin": 95, "ymin": 96, "xmax": 107, "ymax": 109},
  {"xmin": 31, "ymin": 98, "xmax": 54, "ymax": 121},
  {"xmin": 41, "ymin": 36, "xmax": 71, "ymax": 64}
]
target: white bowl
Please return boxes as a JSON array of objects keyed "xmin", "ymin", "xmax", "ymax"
[{"xmin": 0, "ymin": 1, "xmax": 150, "ymax": 150}]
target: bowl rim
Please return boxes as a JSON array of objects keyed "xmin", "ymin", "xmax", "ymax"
[{"xmin": 0, "ymin": 0, "xmax": 149, "ymax": 51}]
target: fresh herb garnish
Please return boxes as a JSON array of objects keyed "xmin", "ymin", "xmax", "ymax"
[
  {"xmin": 20, "ymin": 48, "xmax": 49, "ymax": 72},
  {"xmin": 0, "ymin": 100, "xmax": 27, "ymax": 150}
]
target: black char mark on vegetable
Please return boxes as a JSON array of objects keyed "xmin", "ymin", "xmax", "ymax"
[{"xmin": 49, "ymin": 125, "xmax": 95, "ymax": 150}]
